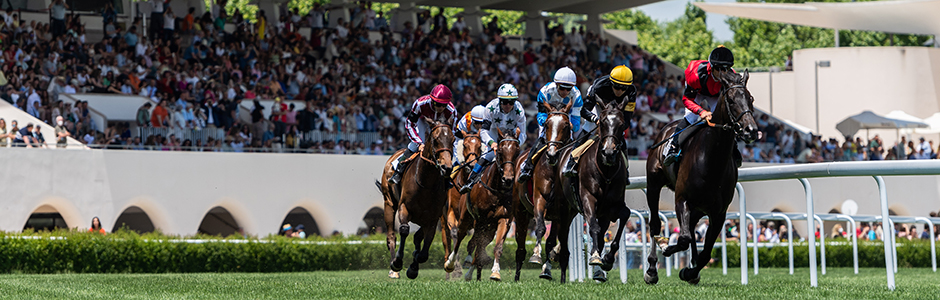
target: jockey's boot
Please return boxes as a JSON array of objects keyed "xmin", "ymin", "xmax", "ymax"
[
  {"xmin": 663, "ymin": 118, "xmax": 690, "ymax": 167},
  {"xmin": 390, "ymin": 148, "xmax": 416, "ymax": 184},
  {"xmin": 518, "ymin": 138, "xmax": 545, "ymax": 182},
  {"xmin": 459, "ymin": 160, "xmax": 491, "ymax": 194},
  {"xmin": 562, "ymin": 133, "xmax": 593, "ymax": 177}
]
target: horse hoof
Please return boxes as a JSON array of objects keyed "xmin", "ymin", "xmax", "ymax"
[
  {"xmin": 406, "ymin": 266, "xmax": 419, "ymax": 279},
  {"xmin": 600, "ymin": 259, "xmax": 614, "ymax": 272},
  {"xmin": 390, "ymin": 260, "xmax": 403, "ymax": 272},
  {"xmin": 644, "ymin": 271, "xmax": 659, "ymax": 285},
  {"xmin": 588, "ymin": 254, "xmax": 603, "ymax": 266},
  {"xmin": 444, "ymin": 260, "xmax": 456, "ymax": 273},
  {"xmin": 489, "ymin": 272, "xmax": 502, "ymax": 281},
  {"xmin": 679, "ymin": 268, "xmax": 700, "ymax": 284},
  {"xmin": 592, "ymin": 270, "xmax": 607, "ymax": 283},
  {"xmin": 464, "ymin": 266, "xmax": 475, "ymax": 281},
  {"xmin": 462, "ymin": 256, "xmax": 473, "ymax": 270},
  {"xmin": 416, "ymin": 251, "xmax": 429, "ymax": 264},
  {"xmin": 539, "ymin": 271, "xmax": 553, "ymax": 281},
  {"xmin": 528, "ymin": 255, "xmax": 543, "ymax": 265},
  {"xmin": 389, "ymin": 270, "xmax": 400, "ymax": 279}
]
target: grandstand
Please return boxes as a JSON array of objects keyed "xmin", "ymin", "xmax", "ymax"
[{"xmin": 0, "ymin": 0, "xmax": 936, "ymax": 237}]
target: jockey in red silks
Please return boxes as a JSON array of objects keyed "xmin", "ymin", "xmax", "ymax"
[
  {"xmin": 390, "ymin": 84, "xmax": 457, "ymax": 184},
  {"xmin": 663, "ymin": 46, "xmax": 735, "ymax": 166}
]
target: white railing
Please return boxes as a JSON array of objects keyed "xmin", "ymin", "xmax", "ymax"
[
  {"xmin": 135, "ymin": 127, "xmax": 227, "ymax": 144},
  {"xmin": 620, "ymin": 160, "xmax": 940, "ymax": 290},
  {"xmin": 299, "ymin": 131, "xmax": 384, "ymax": 145}
]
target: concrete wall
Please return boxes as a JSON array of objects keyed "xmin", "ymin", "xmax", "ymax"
[
  {"xmin": 745, "ymin": 47, "xmax": 940, "ymax": 146},
  {"xmin": 3, "ymin": 147, "xmax": 938, "ymax": 236}
]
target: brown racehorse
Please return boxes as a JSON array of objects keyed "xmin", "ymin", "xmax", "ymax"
[
  {"xmin": 511, "ymin": 102, "xmax": 578, "ymax": 282},
  {"xmin": 377, "ymin": 118, "xmax": 456, "ymax": 279},
  {"xmin": 559, "ymin": 100, "xmax": 632, "ymax": 283},
  {"xmin": 463, "ymin": 128, "xmax": 521, "ymax": 281},
  {"xmin": 442, "ymin": 131, "xmax": 483, "ymax": 279},
  {"xmin": 644, "ymin": 70, "xmax": 759, "ymax": 285}
]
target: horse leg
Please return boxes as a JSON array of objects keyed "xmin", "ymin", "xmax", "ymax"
[
  {"xmin": 591, "ymin": 214, "xmax": 613, "ymax": 283},
  {"xmin": 385, "ymin": 201, "xmax": 401, "ymax": 279},
  {"xmin": 489, "ymin": 217, "xmax": 511, "ymax": 281},
  {"xmin": 462, "ymin": 221, "xmax": 476, "ymax": 270},
  {"xmin": 602, "ymin": 208, "xmax": 630, "ymax": 272},
  {"xmin": 539, "ymin": 222, "xmax": 559, "ymax": 281},
  {"xmin": 679, "ymin": 210, "xmax": 705, "ymax": 284},
  {"xmin": 684, "ymin": 211, "xmax": 724, "ymax": 285},
  {"xmin": 556, "ymin": 220, "xmax": 572, "ymax": 284},
  {"xmin": 513, "ymin": 212, "xmax": 531, "ymax": 281},
  {"xmin": 645, "ymin": 179, "xmax": 665, "ymax": 284},
  {"xmin": 469, "ymin": 222, "xmax": 494, "ymax": 281},
  {"xmin": 394, "ymin": 207, "xmax": 411, "ymax": 277},
  {"xmin": 442, "ymin": 205, "xmax": 459, "ymax": 273},
  {"xmin": 663, "ymin": 198, "xmax": 693, "ymax": 257},
  {"xmin": 583, "ymin": 194, "xmax": 603, "ymax": 266},
  {"xmin": 406, "ymin": 226, "xmax": 425, "ymax": 279},
  {"xmin": 530, "ymin": 197, "xmax": 548, "ymax": 265}
]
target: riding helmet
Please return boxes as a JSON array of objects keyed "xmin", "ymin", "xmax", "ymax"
[
  {"xmin": 470, "ymin": 105, "xmax": 486, "ymax": 122},
  {"xmin": 609, "ymin": 65, "xmax": 634, "ymax": 86},
  {"xmin": 497, "ymin": 83, "xmax": 519, "ymax": 100},
  {"xmin": 430, "ymin": 84, "xmax": 453, "ymax": 104},
  {"xmin": 553, "ymin": 67, "xmax": 577, "ymax": 87},
  {"xmin": 708, "ymin": 45, "xmax": 734, "ymax": 69}
]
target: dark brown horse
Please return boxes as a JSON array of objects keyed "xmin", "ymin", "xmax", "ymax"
[
  {"xmin": 442, "ymin": 131, "xmax": 483, "ymax": 279},
  {"xmin": 559, "ymin": 100, "xmax": 632, "ymax": 282},
  {"xmin": 463, "ymin": 128, "xmax": 521, "ymax": 281},
  {"xmin": 377, "ymin": 118, "xmax": 455, "ymax": 279},
  {"xmin": 511, "ymin": 102, "xmax": 578, "ymax": 282},
  {"xmin": 644, "ymin": 70, "xmax": 759, "ymax": 285}
]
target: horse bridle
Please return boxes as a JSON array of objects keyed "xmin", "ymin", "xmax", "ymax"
[
  {"xmin": 545, "ymin": 111, "xmax": 572, "ymax": 148},
  {"xmin": 420, "ymin": 124, "xmax": 455, "ymax": 173},
  {"xmin": 714, "ymin": 84, "xmax": 754, "ymax": 137}
]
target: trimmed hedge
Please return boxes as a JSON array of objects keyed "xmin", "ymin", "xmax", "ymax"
[
  {"xmin": 0, "ymin": 230, "xmax": 537, "ymax": 274},
  {"xmin": 710, "ymin": 240, "xmax": 940, "ymax": 268}
]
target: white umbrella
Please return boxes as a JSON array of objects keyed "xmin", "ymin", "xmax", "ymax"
[
  {"xmin": 885, "ymin": 110, "xmax": 925, "ymax": 124},
  {"xmin": 836, "ymin": 110, "xmax": 928, "ymax": 139},
  {"xmin": 914, "ymin": 112, "xmax": 940, "ymax": 134}
]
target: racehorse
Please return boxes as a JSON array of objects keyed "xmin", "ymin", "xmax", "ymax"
[
  {"xmin": 511, "ymin": 101, "xmax": 578, "ymax": 282},
  {"xmin": 377, "ymin": 117, "xmax": 456, "ymax": 279},
  {"xmin": 559, "ymin": 100, "xmax": 632, "ymax": 282},
  {"xmin": 644, "ymin": 70, "xmax": 759, "ymax": 285},
  {"xmin": 442, "ymin": 131, "xmax": 483, "ymax": 279},
  {"xmin": 463, "ymin": 128, "xmax": 521, "ymax": 281}
]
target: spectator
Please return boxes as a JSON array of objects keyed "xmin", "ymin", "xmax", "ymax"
[
  {"xmin": 49, "ymin": 0, "xmax": 68, "ymax": 38},
  {"xmin": 281, "ymin": 223, "xmax": 293, "ymax": 237},
  {"xmin": 137, "ymin": 102, "xmax": 152, "ymax": 126},
  {"xmin": 151, "ymin": 100, "xmax": 169, "ymax": 128},
  {"xmin": 0, "ymin": 118, "xmax": 9, "ymax": 147},
  {"xmin": 294, "ymin": 224, "xmax": 307, "ymax": 238},
  {"xmin": 89, "ymin": 217, "xmax": 106, "ymax": 234},
  {"xmin": 12, "ymin": 122, "xmax": 33, "ymax": 147},
  {"xmin": 55, "ymin": 116, "xmax": 70, "ymax": 148}
]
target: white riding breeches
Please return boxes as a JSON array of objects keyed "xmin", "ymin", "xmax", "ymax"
[{"xmin": 684, "ymin": 94, "xmax": 718, "ymax": 124}]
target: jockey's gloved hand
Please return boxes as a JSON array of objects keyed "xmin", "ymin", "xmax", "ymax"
[{"xmin": 586, "ymin": 112, "xmax": 599, "ymax": 123}]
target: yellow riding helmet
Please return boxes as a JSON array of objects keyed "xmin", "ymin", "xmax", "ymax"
[{"xmin": 610, "ymin": 65, "xmax": 634, "ymax": 86}]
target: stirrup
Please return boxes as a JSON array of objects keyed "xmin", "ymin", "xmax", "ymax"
[
  {"xmin": 389, "ymin": 167, "xmax": 403, "ymax": 184},
  {"xmin": 663, "ymin": 149, "xmax": 681, "ymax": 167},
  {"xmin": 562, "ymin": 158, "xmax": 578, "ymax": 177},
  {"xmin": 518, "ymin": 163, "xmax": 533, "ymax": 181}
]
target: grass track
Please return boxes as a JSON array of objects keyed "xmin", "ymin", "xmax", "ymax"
[{"xmin": 0, "ymin": 268, "xmax": 937, "ymax": 299}]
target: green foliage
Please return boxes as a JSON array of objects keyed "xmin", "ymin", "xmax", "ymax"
[
  {"xmin": 711, "ymin": 240, "xmax": 940, "ymax": 268},
  {"xmin": 603, "ymin": 4, "xmax": 716, "ymax": 67},
  {"xmin": 482, "ymin": 10, "xmax": 525, "ymax": 36},
  {"xmin": 0, "ymin": 230, "xmax": 539, "ymax": 274}
]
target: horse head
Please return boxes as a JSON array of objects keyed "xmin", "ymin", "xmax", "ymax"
[
  {"xmin": 716, "ymin": 69, "xmax": 759, "ymax": 143},
  {"xmin": 461, "ymin": 129, "xmax": 482, "ymax": 163},
  {"xmin": 597, "ymin": 100, "xmax": 626, "ymax": 167},
  {"xmin": 495, "ymin": 127, "xmax": 521, "ymax": 189},
  {"xmin": 543, "ymin": 102, "xmax": 573, "ymax": 166},
  {"xmin": 424, "ymin": 117, "xmax": 456, "ymax": 176}
]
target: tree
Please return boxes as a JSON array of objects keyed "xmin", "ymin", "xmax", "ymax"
[{"xmin": 606, "ymin": 3, "xmax": 717, "ymax": 67}]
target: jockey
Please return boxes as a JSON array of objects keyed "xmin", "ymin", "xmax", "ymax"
[
  {"xmin": 663, "ymin": 46, "xmax": 735, "ymax": 166},
  {"xmin": 453, "ymin": 105, "xmax": 488, "ymax": 163},
  {"xmin": 459, "ymin": 83, "xmax": 527, "ymax": 193},
  {"xmin": 389, "ymin": 84, "xmax": 457, "ymax": 184},
  {"xmin": 518, "ymin": 67, "xmax": 583, "ymax": 181},
  {"xmin": 561, "ymin": 65, "xmax": 637, "ymax": 177}
]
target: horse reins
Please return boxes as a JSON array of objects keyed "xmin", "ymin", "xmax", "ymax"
[
  {"xmin": 647, "ymin": 84, "xmax": 752, "ymax": 150},
  {"xmin": 478, "ymin": 138, "xmax": 519, "ymax": 197}
]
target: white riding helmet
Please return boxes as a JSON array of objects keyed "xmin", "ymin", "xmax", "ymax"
[
  {"xmin": 553, "ymin": 67, "xmax": 576, "ymax": 87},
  {"xmin": 470, "ymin": 105, "xmax": 486, "ymax": 122},
  {"xmin": 497, "ymin": 83, "xmax": 519, "ymax": 100}
]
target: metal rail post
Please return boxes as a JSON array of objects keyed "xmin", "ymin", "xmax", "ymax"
[
  {"xmin": 914, "ymin": 217, "xmax": 937, "ymax": 272},
  {"xmin": 770, "ymin": 212, "xmax": 795, "ymax": 275},
  {"xmin": 747, "ymin": 213, "xmax": 758, "ymax": 275},
  {"xmin": 659, "ymin": 211, "xmax": 671, "ymax": 278},
  {"xmin": 874, "ymin": 176, "xmax": 895, "ymax": 290},
  {"xmin": 836, "ymin": 214, "xmax": 858, "ymax": 274},
  {"xmin": 799, "ymin": 178, "xmax": 818, "ymax": 287},
  {"xmin": 736, "ymin": 183, "xmax": 748, "ymax": 285},
  {"xmin": 814, "ymin": 214, "xmax": 826, "ymax": 275}
]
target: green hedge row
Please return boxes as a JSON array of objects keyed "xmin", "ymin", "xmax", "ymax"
[
  {"xmin": 0, "ymin": 230, "xmax": 539, "ymax": 273},
  {"xmin": 4, "ymin": 230, "xmax": 938, "ymax": 273},
  {"xmin": 710, "ymin": 240, "xmax": 940, "ymax": 268}
]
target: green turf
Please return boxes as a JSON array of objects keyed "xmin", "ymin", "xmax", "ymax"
[{"xmin": 0, "ymin": 268, "xmax": 936, "ymax": 299}]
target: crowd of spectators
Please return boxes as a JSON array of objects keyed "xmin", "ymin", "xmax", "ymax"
[{"xmin": 0, "ymin": 1, "xmax": 936, "ymax": 161}]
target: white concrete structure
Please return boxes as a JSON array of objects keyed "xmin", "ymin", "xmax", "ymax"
[
  {"xmin": 745, "ymin": 46, "xmax": 940, "ymax": 146},
  {"xmin": 5, "ymin": 146, "xmax": 938, "ymax": 237}
]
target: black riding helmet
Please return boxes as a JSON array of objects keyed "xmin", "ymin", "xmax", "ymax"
[{"xmin": 708, "ymin": 46, "xmax": 734, "ymax": 70}]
